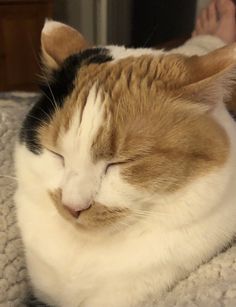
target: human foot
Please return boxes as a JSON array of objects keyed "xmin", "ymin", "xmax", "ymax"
[{"xmin": 192, "ymin": 0, "xmax": 236, "ymax": 44}]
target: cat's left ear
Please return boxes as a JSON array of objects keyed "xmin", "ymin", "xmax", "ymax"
[
  {"xmin": 180, "ymin": 43, "xmax": 236, "ymax": 112},
  {"xmin": 41, "ymin": 20, "xmax": 90, "ymax": 70}
]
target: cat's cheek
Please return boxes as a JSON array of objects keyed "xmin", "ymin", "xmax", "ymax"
[
  {"xmin": 46, "ymin": 163, "xmax": 65, "ymax": 190},
  {"xmin": 95, "ymin": 167, "xmax": 142, "ymax": 210},
  {"xmin": 16, "ymin": 144, "xmax": 64, "ymax": 191}
]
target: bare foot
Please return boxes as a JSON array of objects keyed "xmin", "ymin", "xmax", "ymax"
[{"xmin": 192, "ymin": 0, "xmax": 236, "ymax": 43}]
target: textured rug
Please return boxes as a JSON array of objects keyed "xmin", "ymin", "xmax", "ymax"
[
  {"xmin": 1, "ymin": 92, "xmax": 236, "ymax": 307},
  {"xmin": 0, "ymin": 92, "xmax": 47, "ymax": 307}
]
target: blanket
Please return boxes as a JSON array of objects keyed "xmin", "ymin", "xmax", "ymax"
[
  {"xmin": 0, "ymin": 92, "xmax": 46, "ymax": 307},
  {"xmin": 1, "ymin": 92, "xmax": 236, "ymax": 307}
]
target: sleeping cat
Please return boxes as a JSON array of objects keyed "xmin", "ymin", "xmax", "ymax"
[{"xmin": 15, "ymin": 20, "xmax": 236, "ymax": 307}]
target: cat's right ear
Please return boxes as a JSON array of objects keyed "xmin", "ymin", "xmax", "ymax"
[
  {"xmin": 178, "ymin": 43, "xmax": 236, "ymax": 112},
  {"xmin": 41, "ymin": 20, "xmax": 90, "ymax": 70}
]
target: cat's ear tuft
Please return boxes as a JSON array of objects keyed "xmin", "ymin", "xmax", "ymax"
[
  {"xmin": 41, "ymin": 20, "xmax": 90, "ymax": 70},
  {"xmin": 180, "ymin": 43, "xmax": 236, "ymax": 112},
  {"xmin": 180, "ymin": 65, "xmax": 236, "ymax": 112}
]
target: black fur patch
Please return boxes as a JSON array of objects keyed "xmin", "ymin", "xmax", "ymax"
[
  {"xmin": 20, "ymin": 48, "xmax": 112, "ymax": 154},
  {"xmin": 229, "ymin": 111, "xmax": 236, "ymax": 121}
]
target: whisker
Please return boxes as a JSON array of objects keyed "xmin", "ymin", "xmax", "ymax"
[
  {"xmin": 0, "ymin": 175, "xmax": 18, "ymax": 181},
  {"xmin": 19, "ymin": 128, "xmax": 39, "ymax": 133},
  {"xmin": 36, "ymin": 104, "xmax": 53, "ymax": 122},
  {"xmin": 26, "ymin": 114, "xmax": 43, "ymax": 122},
  {"xmin": 142, "ymin": 22, "xmax": 159, "ymax": 48},
  {"xmin": 40, "ymin": 88, "xmax": 56, "ymax": 106},
  {"xmin": 132, "ymin": 208, "xmax": 172, "ymax": 219},
  {"xmin": 44, "ymin": 78, "xmax": 59, "ymax": 113},
  {"xmin": 40, "ymin": 86, "xmax": 59, "ymax": 114},
  {"xmin": 27, "ymin": 33, "xmax": 59, "ymax": 115},
  {"xmin": 111, "ymin": 220, "xmax": 132, "ymax": 232}
]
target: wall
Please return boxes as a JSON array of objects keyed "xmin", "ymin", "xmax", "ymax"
[
  {"xmin": 54, "ymin": 0, "xmax": 199, "ymax": 47},
  {"xmin": 54, "ymin": 0, "xmax": 95, "ymax": 43}
]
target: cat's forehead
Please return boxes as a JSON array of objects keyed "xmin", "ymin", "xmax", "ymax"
[
  {"xmin": 20, "ymin": 47, "xmax": 193, "ymax": 155},
  {"xmin": 37, "ymin": 50, "xmax": 170, "ymax": 147},
  {"xmin": 21, "ymin": 44, "xmax": 216, "ymax": 159}
]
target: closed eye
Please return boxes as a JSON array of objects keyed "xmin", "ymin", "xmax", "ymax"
[
  {"xmin": 46, "ymin": 148, "xmax": 64, "ymax": 165},
  {"xmin": 105, "ymin": 159, "xmax": 134, "ymax": 173}
]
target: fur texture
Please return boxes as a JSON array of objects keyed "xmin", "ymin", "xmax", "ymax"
[{"xmin": 15, "ymin": 21, "xmax": 236, "ymax": 307}]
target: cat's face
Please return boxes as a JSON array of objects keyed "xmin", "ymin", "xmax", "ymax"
[{"xmin": 19, "ymin": 21, "xmax": 235, "ymax": 231}]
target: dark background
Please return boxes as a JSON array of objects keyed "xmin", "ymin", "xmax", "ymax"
[
  {"xmin": 131, "ymin": 0, "xmax": 197, "ymax": 47},
  {"xmin": 0, "ymin": 0, "xmax": 198, "ymax": 91}
]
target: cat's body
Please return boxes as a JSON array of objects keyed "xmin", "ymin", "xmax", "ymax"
[{"xmin": 15, "ymin": 21, "xmax": 236, "ymax": 307}]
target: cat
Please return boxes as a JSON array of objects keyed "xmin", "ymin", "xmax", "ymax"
[{"xmin": 15, "ymin": 20, "xmax": 236, "ymax": 307}]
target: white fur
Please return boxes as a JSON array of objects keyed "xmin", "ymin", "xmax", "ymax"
[
  {"xmin": 60, "ymin": 86, "xmax": 106, "ymax": 211},
  {"xmin": 15, "ymin": 37, "xmax": 236, "ymax": 307},
  {"xmin": 169, "ymin": 35, "xmax": 225, "ymax": 56},
  {"xmin": 108, "ymin": 45, "xmax": 164, "ymax": 61},
  {"xmin": 108, "ymin": 35, "xmax": 225, "ymax": 61}
]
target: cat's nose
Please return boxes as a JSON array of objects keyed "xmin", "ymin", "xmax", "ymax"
[
  {"xmin": 65, "ymin": 206, "xmax": 81, "ymax": 218},
  {"xmin": 63, "ymin": 202, "xmax": 91, "ymax": 218}
]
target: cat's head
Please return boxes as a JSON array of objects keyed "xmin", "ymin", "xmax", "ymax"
[{"xmin": 19, "ymin": 21, "xmax": 236, "ymax": 232}]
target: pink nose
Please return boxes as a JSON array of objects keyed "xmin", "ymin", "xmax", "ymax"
[
  {"xmin": 65, "ymin": 206, "xmax": 81, "ymax": 218},
  {"xmin": 63, "ymin": 202, "xmax": 91, "ymax": 218}
]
